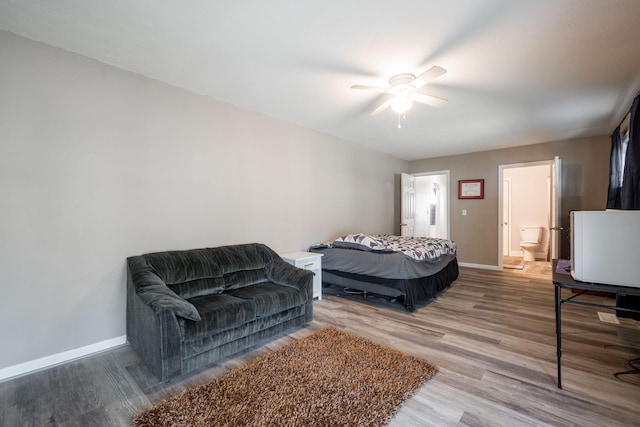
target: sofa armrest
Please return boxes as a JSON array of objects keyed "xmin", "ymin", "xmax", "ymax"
[
  {"xmin": 127, "ymin": 260, "xmax": 185, "ymax": 382},
  {"xmin": 266, "ymin": 259, "xmax": 314, "ymax": 300},
  {"xmin": 127, "ymin": 256, "xmax": 201, "ymax": 321}
]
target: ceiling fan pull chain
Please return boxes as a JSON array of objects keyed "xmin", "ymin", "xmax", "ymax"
[{"xmin": 397, "ymin": 113, "xmax": 407, "ymax": 129}]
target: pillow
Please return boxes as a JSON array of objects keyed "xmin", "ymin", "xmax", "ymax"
[{"xmin": 331, "ymin": 234, "xmax": 393, "ymax": 252}]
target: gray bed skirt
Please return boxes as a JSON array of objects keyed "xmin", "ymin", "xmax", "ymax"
[{"xmin": 321, "ymin": 257, "xmax": 459, "ymax": 312}]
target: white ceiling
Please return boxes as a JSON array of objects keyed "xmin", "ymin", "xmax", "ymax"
[{"xmin": 1, "ymin": 0, "xmax": 639, "ymax": 160}]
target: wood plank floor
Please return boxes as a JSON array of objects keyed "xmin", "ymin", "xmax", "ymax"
[{"xmin": 1, "ymin": 265, "xmax": 639, "ymax": 426}]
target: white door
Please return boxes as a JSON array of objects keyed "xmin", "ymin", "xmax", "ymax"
[
  {"xmin": 502, "ymin": 179, "xmax": 511, "ymax": 256},
  {"xmin": 550, "ymin": 156, "xmax": 562, "ymax": 259},
  {"xmin": 400, "ymin": 173, "xmax": 416, "ymax": 237}
]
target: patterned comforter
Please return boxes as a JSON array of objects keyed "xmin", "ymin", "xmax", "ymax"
[{"xmin": 312, "ymin": 233, "xmax": 457, "ymax": 262}]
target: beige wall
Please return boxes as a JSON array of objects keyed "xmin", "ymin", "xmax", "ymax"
[
  {"xmin": 0, "ymin": 31, "xmax": 407, "ymax": 372},
  {"xmin": 409, "ymin": 136, "xmax": 611, "ymax": 266}
]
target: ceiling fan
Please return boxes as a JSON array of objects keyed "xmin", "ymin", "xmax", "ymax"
[{"xmin": 351, "ymin": 66, "xmax": 447, "ymax": 116}]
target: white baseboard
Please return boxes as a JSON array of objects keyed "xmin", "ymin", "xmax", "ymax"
[
  {"xmin": 0, "ymin": 335, "xmax": 127, "ymax": 382},
  {"xmin": 458, "ymin": 262, "xmax": 501, "ymax": 271}
]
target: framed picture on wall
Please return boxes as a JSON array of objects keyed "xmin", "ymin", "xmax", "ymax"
[{"xmin": 458, "ymin": 179, "xmax": 484, "ymax": 199}]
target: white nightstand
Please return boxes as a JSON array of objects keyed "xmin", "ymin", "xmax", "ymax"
[{"xmin": 280, "ymin": 251, "xmax": 324, "ymax": 300}]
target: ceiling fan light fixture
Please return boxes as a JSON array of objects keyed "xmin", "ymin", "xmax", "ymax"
[
  {"xmin": 352, "ymin": 66, "xmax": 447, "ymax": 118},
  {"xmin": 391, "ymin": 95, "xmax": 412, "ymax": 114}
]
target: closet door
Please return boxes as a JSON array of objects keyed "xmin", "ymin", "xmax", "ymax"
[{"xmin": 400, "ymin": 173, "xmax": 415, "ymax": 237}]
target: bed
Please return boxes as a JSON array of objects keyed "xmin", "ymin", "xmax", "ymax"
[{"xmin": 309, "ymin": 234, "xmax": 458, "ymax": 312}]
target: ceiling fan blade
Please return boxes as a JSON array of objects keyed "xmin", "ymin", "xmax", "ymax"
[
  {"xmin": 411, "ymin": 92, "xmax": 448, "ymax": 108},
  {"xmin": 411, "ymin": 66, "xmax": 446, "ymax": 89},
  {"xmin": 370, "ymin": 94, "xmax": 394, "ymax": 115},
  {"xmin": 351, "ymin": 84, "xmax": 388, "ymax": 93}
]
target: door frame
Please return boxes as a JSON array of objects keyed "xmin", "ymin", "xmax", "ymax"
[{"xmin": 498, "ymin": 159, "xmax": 559, "ymax": 269}]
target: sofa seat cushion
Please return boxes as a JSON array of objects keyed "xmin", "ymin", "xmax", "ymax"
[
  {"xmin": 181, "ymin": 305, "xmax": 306, "ymax": 360},
  {"xmin": 226, "ymin": 283, "xmax": 307, "ymax": 317},
  {"xmin": 183, "ymin": 294, "xmax": 256, "ymax": 342}
]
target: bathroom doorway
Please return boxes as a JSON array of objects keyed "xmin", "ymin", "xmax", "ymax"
[
  {"xmin": 498, "ymin": 158, "xmax": 561, "ymax": 274},
  {"xmin": 402, "ymin": 171, "xmax": 450, "ymax": 239}
]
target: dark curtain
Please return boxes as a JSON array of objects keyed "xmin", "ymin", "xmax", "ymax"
[
  {"xmin": 620, "ymin": 95, "xmax": 640, "ymax": 210},
  {"xmin": 614, "ymin": 95, "xmax": 640, "ymax": 318},
  {"xmin": 606, "ymin": 128, "xmax": 622, "ymax": 209}
]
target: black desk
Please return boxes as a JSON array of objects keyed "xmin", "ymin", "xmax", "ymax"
[{"xmin": 552, "ymin": 259, "xmax": 640, "ymax": 389}]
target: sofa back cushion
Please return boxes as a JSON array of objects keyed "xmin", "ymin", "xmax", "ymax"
[
  {"xmin": 144, "ymin": 248, "xmax": 225, "ymax": 299},
  {"xmin": 214, "ymin": 244, "xmax": 275, "ymax": 291},
  {"xmin": 143, "ymin": 243, "xmax": 278, "ymax": 299}
]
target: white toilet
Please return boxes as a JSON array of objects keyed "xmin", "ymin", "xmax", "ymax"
[{"xmin": 519, "ymin": 226, "xmax": 542, "ymax": 261}]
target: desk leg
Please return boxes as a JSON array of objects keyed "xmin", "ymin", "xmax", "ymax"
[{"xmin": 555, "ymin": 284, "xmax": 562, "ymax": 389}]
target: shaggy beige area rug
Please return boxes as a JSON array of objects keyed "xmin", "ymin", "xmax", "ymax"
[{"xmin": 133, "ymin": 326, "xmax": 437, "ymax": 427}]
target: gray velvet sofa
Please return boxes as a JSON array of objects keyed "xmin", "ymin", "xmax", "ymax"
[{"xmin": 126, "ymin": 243, "xmax": 313, "ymax": 382}]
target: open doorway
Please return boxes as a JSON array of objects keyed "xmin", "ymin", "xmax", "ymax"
[
  {"xmin": 498, "ymin": 158, "xmax": 561, "ymax": 275},
  {"xmin": 401, "ymin": 171, "xmax": 450, "ymax": 239}
]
